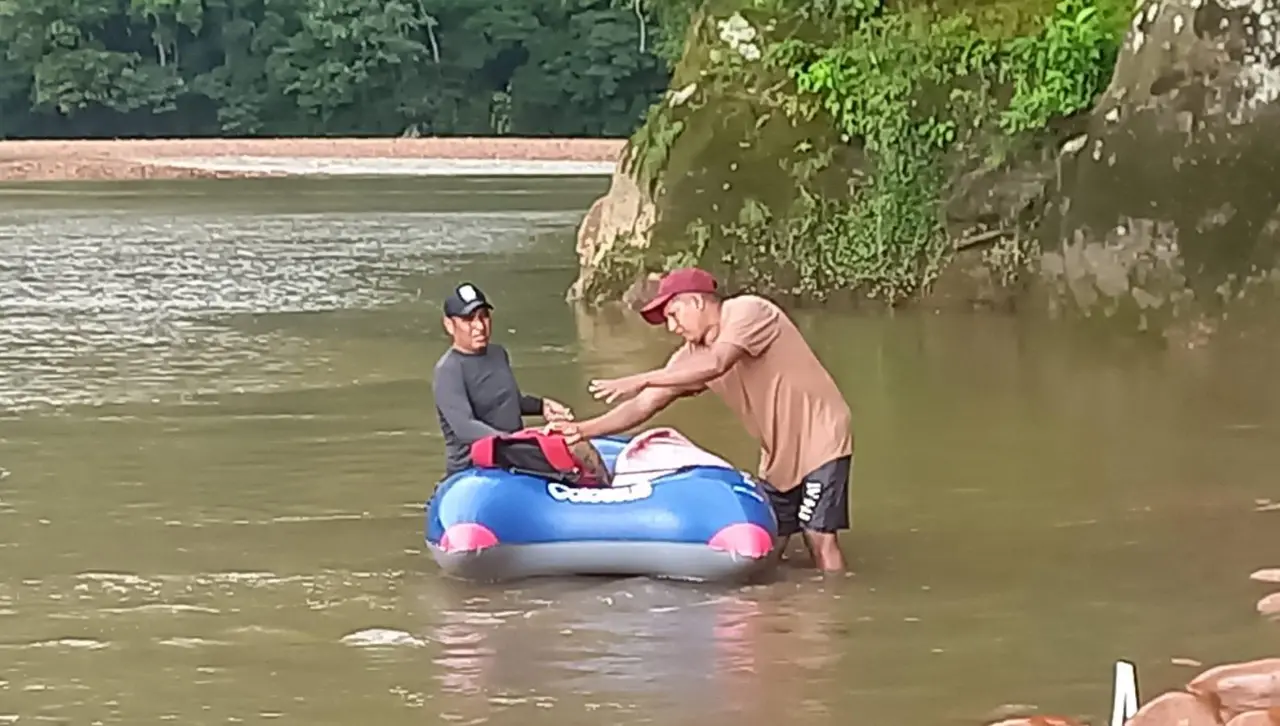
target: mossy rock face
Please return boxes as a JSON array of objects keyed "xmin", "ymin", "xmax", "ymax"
[
  {"xmin": 568, "ymin": 0, "xmax": 1134, "ymax": 309},
  {"xmin": 567, "ymin": 164, "xmax": 657, "ymax": 306},
  {"xmin": 576, "ymin": 0, "xmax": 1280, "ymax": 344},
  {"xmin": 577, "ymin": 3, "xmax": 862, "ymax": 301},
  {"xmin": 1034, "ymin": 0, "xmax": 1280, "ymax": 340}
]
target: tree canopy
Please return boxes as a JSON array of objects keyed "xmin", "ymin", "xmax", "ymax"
[{"xmin": 0, "ymin": 0, "xmax": 675, "ymax": 138}]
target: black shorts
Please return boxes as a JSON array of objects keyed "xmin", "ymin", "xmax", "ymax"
[{"xmin": 761, "ymin": 456, "xmax": 852, "ymax": 537}]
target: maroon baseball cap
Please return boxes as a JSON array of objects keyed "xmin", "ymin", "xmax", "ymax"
[{"xmin": 639, "ymin": 267, "xmax": 719, "ymax": 325}]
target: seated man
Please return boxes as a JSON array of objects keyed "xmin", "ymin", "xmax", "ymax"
[{"xmin": 432, "ymin": 281, "xmax": 588, "ymax": 476}]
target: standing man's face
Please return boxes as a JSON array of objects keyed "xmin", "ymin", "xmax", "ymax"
[
  {"xmin": 664, "ymin": 294, "xmax": 714, "ymax": 344},
  {"xmin": 444, "ymin": 308, "xmax": 492, "ymax": 353}
]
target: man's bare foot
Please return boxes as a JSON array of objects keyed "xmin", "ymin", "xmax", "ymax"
[{"xmin": 802, "ymin": 531, "xmax": 847, "ymax": 573}]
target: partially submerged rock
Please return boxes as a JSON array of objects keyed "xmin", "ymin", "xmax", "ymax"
[
  {"xmin": 567, "ymin": 148, "xmax": 657, "ymax": 305},
  {"xmin": 1224, "ymin": 708, "xmax": 1280, "ymax": 725},
  {"xmin": 571, "ymin": 0, "xmax": 1280, "ymax": 325},
  {"xmin": 566, "ymin": 5, "xmax": 865, "ymax": 306},
  {"xmin": 995, "ymin": 658, "xmax": 1280, "ymax": 726},
  {"xmin": 1186, "ymin": 658, "xmax": 1280, "ymax": 720},
  {"xmin": 1257, "ymin": 592, "xmax": 1280, "ymax": 617},
  {"xmin": 1123, "ymin": 691, "xmax": 1220, "ymax": 726},
  {"xmin": 1250, "ymin": 569, "xmax": 1280, "ymax": 584}
]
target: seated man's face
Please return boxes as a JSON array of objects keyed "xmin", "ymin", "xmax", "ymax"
[{"xmin": 445, "ymin": 308, "xmax": 492, "ymax": 352}]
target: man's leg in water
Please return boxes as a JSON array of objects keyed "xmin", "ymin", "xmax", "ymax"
[
  {"xmin": 761, "ymin": 482, "xmax": 801, "ymax": 565},
  {"xmin": 796, "ymin": 456, "xmax": 852, "ymax": 573}
]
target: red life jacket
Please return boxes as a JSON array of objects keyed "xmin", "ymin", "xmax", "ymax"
[{"xmin": 469, "ymin": 429, "xmax": 607, "ymax": 487}]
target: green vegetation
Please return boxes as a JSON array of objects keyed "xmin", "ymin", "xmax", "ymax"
[
  {"xmin": 615, "ymin": 0, "xmax": 1132, "ymax": 305},
  {"xmin": 0, "ymin": 0, "xmax": 677, "ymax": 138}
]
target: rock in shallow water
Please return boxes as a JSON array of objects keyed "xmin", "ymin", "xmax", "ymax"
[
  {"xmin": 1224, "ymin": 709, "xmax": 1280, "ymax": 726},
  {"xmin": 1187, "ymin": 658, "xmax": 1280, "ymax": 720},
  {"xmin": 568, "ymin": 150, "xmax": 656, "ymax": 306},
  {"xmin": 1257, "ymin": 592, "xmax": 1280, "ymax": 617},
  {"xmin": 1251, "ymin": 569, "xmax": 1280, "ymax": 583},
  {"xmin": 1123, "ymin": 691, "xmax": 1221, "ymax": 726}
]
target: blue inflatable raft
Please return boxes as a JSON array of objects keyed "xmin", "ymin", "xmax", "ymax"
[{"xmin": 424, "ymin": 435, "xmax": 779, "ymax": 583}]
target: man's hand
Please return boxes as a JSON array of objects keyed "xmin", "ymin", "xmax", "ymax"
[
  {"xmin": 587, "ymin": 374, "xmax": 649, "ymax": 405},
  {"xmin": 542, "ymin": 398, "xmax": 574, "ymax": 423},
  {"xmin": 542, "ymin": 420, "xmax": 583, "ymax": 446}
]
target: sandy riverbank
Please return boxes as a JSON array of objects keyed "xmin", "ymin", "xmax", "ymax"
[{"xmin": 0, "ymin": 137, "xmax": 627, "ymax": 181}]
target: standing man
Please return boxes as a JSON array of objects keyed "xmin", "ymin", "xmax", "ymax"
[
  {"xmin": 432, "ymin": 281, "xmax": 575, "ymax": 476},
  {"xmin": 547, "ymin": 268, "xmax": 854, "ymax": 572}
]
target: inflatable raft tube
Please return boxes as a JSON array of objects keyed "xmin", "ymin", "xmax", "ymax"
[{"xmin": 424, "ymin": 430, "xmax": 779, "ymax": 583}]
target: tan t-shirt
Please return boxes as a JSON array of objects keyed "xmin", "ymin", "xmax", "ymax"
[{"xmin": 666, "ymin": 294, "xmax": 853, "ymax": 492}]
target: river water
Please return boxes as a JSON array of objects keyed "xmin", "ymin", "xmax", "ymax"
[{"xmin": 0, "ymin": 175, "xmax": 1276, "ymax": 725}]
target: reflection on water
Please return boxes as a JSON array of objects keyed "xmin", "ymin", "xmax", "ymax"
[
  {"xmin": 409, "ymin": 579, "xmax": 821, "ymax": 724},
  {"xmin": 0, "ymin": 178, "xmax": 1277, "ymax": 725}
]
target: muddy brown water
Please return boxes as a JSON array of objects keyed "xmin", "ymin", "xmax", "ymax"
[{"xmin": 0, "ymin": 175, "xmax": 1277, "ymax": 725}]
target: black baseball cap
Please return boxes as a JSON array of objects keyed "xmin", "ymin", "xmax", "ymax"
[{"xmin": 442, "ymin": 282, "xmax": 493, "ymax": 317}]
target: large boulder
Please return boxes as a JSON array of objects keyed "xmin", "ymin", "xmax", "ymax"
[
  {"xmin": 1187, "ymin": 658, "xmax": 1280, "ymax": 720},
  {"xmin": 566, "ymin": 147, "xmax": 657, "ymax": 305},
  {"xmin": 1037, "ymin": 0, "xmax": 1280, "ymax": 337},
  {"xmin": 1116, "ymin": 659, "xmax": 1280, "ymax": 726},
  {"xmin": 565, "ymin": 2, "xmax": 859, "ymax": 306},
  {"xmin": 569, "ymin": 0, "xmax": 1280, "ymax": 332},
  {"xmin": 1123, "ymin": 691, "xmax": 1221, "ymax": 726},
  {"xmin": 565, "ymin": 1, "xmax": 1108, "ymax": 312}
]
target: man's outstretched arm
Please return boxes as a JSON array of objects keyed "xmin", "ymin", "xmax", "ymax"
[
  {"xmin": 637, "ymin": 343, "xmax": 745, "ymax": 390},
  {"xmin": 588, "ymin": 344, "xmax": 744, "ymax": 404},
  {"xmin": 569, "ymin": 386, "xmax": 690, "ymax": 441}
]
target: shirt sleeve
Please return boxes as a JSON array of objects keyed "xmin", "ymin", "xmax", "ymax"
[
  {"xmin": 519, "ymin": 394, "xmax": 544, "ymax": 416},
  {"xmin": 716, "ymin": 296, "xmax": 781, "ymax": 357},
  {"xmin": 432, "ymin": 358, "xmax": 503, "ymax": 444},
  {"xmin": 665, "ymin": 346, "xmax": 709, "ymax": 394}
]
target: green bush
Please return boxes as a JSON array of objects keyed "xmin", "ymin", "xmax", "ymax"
[{"xmin": 690, "ymin": 0, "xmax": 1128, "ymax": 303}]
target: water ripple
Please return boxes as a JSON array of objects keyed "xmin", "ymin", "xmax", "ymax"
[
  {"xmin": 0, "ymin": 209, "xmax": 576, "ymax": 411},
  {"xmin": 340, "ymin": 628, "xmax": 429, "ymax": 648}
]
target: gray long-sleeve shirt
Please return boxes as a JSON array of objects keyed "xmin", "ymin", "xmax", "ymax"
[{"xmin": 432, "ymin": 344, "xmax": 543, "ymax": 475}]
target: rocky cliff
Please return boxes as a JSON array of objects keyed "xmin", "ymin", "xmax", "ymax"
[
  {"xmin": 569, "ymin": 0, "xmax": 1280, "ymax": 339},
  {"xmin": 1037, "ymin": 0, "xmax": 1280, "ymax": 338}
]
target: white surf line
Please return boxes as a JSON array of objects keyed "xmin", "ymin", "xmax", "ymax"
[{"xmin": 131, "ymin": 155, "xmax": 617, "ymax": 177}]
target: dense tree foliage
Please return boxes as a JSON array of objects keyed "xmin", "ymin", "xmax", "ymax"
[{"xmin": 0, "ymin": 0, "xmax": 675, "ymax": 138}]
